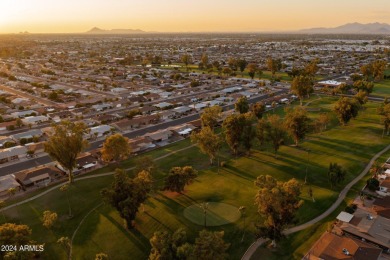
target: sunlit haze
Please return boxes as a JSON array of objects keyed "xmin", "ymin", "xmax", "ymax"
[{"xmin": 1, "ymin": 0, "xmax": 390, "ymax": 33}]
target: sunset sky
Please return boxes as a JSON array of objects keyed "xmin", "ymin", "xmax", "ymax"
[{"xmin": 1, "ymin": 0, "xmax": 390, "ymax": 33}]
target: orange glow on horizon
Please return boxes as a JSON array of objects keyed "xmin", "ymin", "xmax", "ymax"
[{"xmin": 1, "ymin": 0, "xmax": 390, "ymax": 33}]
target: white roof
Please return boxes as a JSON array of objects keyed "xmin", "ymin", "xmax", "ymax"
[
  {"xmin": 318, "ymin": 80, "xmax": 342, "ymax": 86},
  {"xmin": 385, "ymin": 169, "xmax": 390, "ymax": 175},
  {"xmin": 83, "ymin": 163, "xmax": 96, "ymax": 169},
  {"xmin": 336, "ymin": 211, "xmax": 354, "ymax": 223},
  {"xmin": 90, "ymin": 125, "xmax": 111, "ymax": 134},
  {"xmin": 178, "ymin": 128, "xmax": 193, "ymax": 135}
]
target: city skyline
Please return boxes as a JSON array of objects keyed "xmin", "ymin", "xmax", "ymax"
[{"xmin": 1, "ymin": 0, "xmax": 390, "ymax": 33}]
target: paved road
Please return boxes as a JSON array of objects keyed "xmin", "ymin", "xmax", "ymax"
[
  {"xmin": 0, "ymin": 90, "xmax": 287, "ymax": 176},
  {"xmin": 241, "ymin": 144, "xmax": 390, "ymax": 260}
]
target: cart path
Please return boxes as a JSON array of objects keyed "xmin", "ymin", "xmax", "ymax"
[{"xmin": 241, "ymin": 143, "xmax": 390, "ymax": 260}]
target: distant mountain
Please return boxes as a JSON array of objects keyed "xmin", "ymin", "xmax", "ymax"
[
  {"xmin": 299, "ymin": 22, "xmax": 390, "ymax": 34},
  {"xmin": 86, "ymin": 27, "xmax": 146, "ymax": 34}
]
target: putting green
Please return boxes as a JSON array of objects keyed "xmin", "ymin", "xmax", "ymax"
[{"xmin": 183, "ymin": 202, "xmax": 241, "ymax": 226}]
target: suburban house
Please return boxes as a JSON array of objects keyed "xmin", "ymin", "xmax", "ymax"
[
  {"xmin": 303, "ymin": 232, "xmax": 382, "ymax": 260},
  {"xmin": 113, "ymin": 114, "xmax": 160, "ymax": 131},
  {"xmin": 10, "ymin": 129, "xmax": 43, "ymax": 142},
  {"xmin": 154, "ymin": 102, "xmax": 173, "ymax": 110},
  {"xmin": 168, "ymin": 124, "xmax": 197, "ymax": 137},
  {"xmin": 336, "ymin": 208, "xmax": 390, "ymax": 250},
  {"xmin": 47, "ymin": 111, "xmax": 73, "ymax": 122},
  {"xmin": 317, "ymin": 80, "xmax": 343, "ymax": 88},
  {"xmin": 13, "ymin": 165, "xmax": 62, "ymax": 188},
  {"xmin": 0, "ymin": 146, "xmax": 27, "ymax": 164},
  {"xmin": 91, "ymin": 103, "xmax": 113, "ymax": 112},
  {"xmin": 93, "ymin": 114, "xmax": 118, "ymax": 124},
  {"xmin": 56, "ymin": 153, "xmax": 98, "ymax": 174},
  {"xmin": 0, "ymin": 136, "xmax": 14, "ymax": 148},
  {"xmin": 21, "ymin": 115, "xmax": 50, "ymax": 125},
  {"xmin": 157, "ymin": 110, "xmax": 176, "ymax": 120},
  {"xmin": 10, "ymin": 110, "xmax": 38, "ymax": 118},
  {"xmin": 0, "ymin": 174, "xmax": 21, "ymax": 197},
  {"xmin": 128, "ymin": 136, "xmax": 155, "ymax": 153},
  {"xmin": 144, "ymin": 129, "xmax": 173, "ymax": 143},
  {"xmin": 373, "ymin": 196, "xmax": 390, "ymax": 219},
  {"xmin": 139, "ymin": 105, "xmax": 156, "ymax": 115},
  {"xmin": 88, "ymin": 125, "xmax": 112, "ymax": 139},
  {"xmin": 0, "ymin": 121, "xmax": 17, "ymax": 131},
  {"xmin": 221, "ymin": 86, "xmax": 242, "ymax": 94},
  {"xmin": 173, "ymin": 106, "xmax": 192, "ymax": 116}
]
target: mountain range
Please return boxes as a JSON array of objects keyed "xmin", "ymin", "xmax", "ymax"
[
  {"xmin": 299, "ymin": 22, "xmax": 390, "ymax": 34},
  {"xmin": 86, "ymin": 27, "xmax": 146, "ymax": 34}
]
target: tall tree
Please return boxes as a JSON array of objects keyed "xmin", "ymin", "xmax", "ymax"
[
  {"xmin": 267, "ymin": 58, "xmax": 282, "ymax": 79},
  {"xmin": 101, "ymin": 133, "xmax": 131, "ymax": 162},
  {"xmin": 360, "ymin": 63, "xmax": 373, "ymax": 80},
  {"xmin": 164, "ymin": 166, "xmax": 197, "ymax": 193},
  {"xmin": 247, "ymin": 63, "xmax": 258, "ymax": 79},
  {"xmin": 291, "ymin": 75, "xmax": 313, "ymax": 106},
  {"xmin": 303, "ymin": 58, "xmax": 320, "ymax": 78},
  {"xmin": 193, "ymin": 230, "xmax": 230, "ymax": 260},
  {"xmin": 223, "ymin": 114, "xmax": 244, "ymax": 155},
  {"xmin": 354, "ymin": 90, "xmax": 368, "ymax": 106},
  {"xmin": 314, "ymin": 113, "xmax": 330, "ymax": 134},
  {"xmin": 149, "ymin": 228, "xmax": 191, "ymax": 260},
  {"xmin": 241, "ymin": 112, "xmax": 256, "ymax": 153},
  {"xmin": 228, "ymin": 57, "xmax": 237, "ymax": 71},
  {"xmin": 42, "ymin": 210, "xmax": 58, "ymax": 229},
  {"xmin": 254, "ymin": 175, "xmax": 303, "ymax": 246},
  {"xmin": 328, "ymin": 163, "xmax": 347, "ymax": 189},
  {"xmin": 251, "ymin": 102, "xmax": 266, "ymax": 119},
  {"xmin": 0, "ymin": 223, "xmax": 37, "ymax": 259},
  {"xmin": 353, "ymin": 80, "xmax": 374, "ymax": 94},
  {"xmin": 378, "ymin": 103, "xmax": 390, "ymax": 136},
  {"xmin": 258, "ymin": 115, "xmax": 287, "ymax": 156},
  {"xmin": 284, "ymin": 107, "xmax": 310, "ymax": 146},
  {"xmin": 372, "ymin": 60, "xmax": 387, "ymax": 81},
  {"xmin": 101, "ymin": 168, "xmax": 153, "ymax": 229},
  {"xmin": 134, "ymin": 155, "xmax": 156, "ymax": 175},
  {"xmin": 201, "ymin": 53, "xmax": 209, "ymax": 69},
  {"xmin": 181, "ymin": 54, "xmax": 192, "ymax": 71},
  {"xmin": 235, "ymin": 96, "xmax": 249, "ymax": 114},
  {"xmin": 95, "ymin": 253, "xmax": 109, "ymax": 260},
  {"xmin": 200, "ymin": 105, "xmax": 222, "ymax": 129},
  {"xmin": 333, "ymin": 97, "xmax": 361, "ymax": 126},
  {"xmin": 44, "ymin": 120, "xmax": 88, "ymax": 183},
  {"xmin": 191, "ymin": 126, "xmax": 221, "ymax": 165},
  {"xmin": 236, "ymin": 59, "xmax": 248, "ymax": 76}
]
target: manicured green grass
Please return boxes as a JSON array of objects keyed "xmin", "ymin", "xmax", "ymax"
[
  {"xmin": 183, "ymin": 202, "xmax": 241, "ymax": 226},
  {"xmin": 1, "ymin": 97, "xmax": 389, "ymax": 259},
  {"xmin": 373, "ymin": 79, "xmax": 390, "ymax": 98}
]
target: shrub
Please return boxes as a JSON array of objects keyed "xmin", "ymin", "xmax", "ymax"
[{"xmin": 367, "ymin": 178, "xmax": 379, "ymax": 191}]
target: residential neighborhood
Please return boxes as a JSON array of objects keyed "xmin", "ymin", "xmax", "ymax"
[{"xmin": 0, "ymin": 8, "xmax": 390, "ymax": 260}]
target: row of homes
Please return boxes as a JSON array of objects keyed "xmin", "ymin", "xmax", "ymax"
[{"xmin": 303, "ymin": 158, "xmax": 390, "ymax": 259}]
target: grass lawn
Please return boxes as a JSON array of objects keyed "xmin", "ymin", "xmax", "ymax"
[
  {"xmin": 373, "ymin": 79, "xmax": 390, "ymax": 98},
  {"xmin": 1, "ymin": 96, "xmax": 389, "ymax": 259}
]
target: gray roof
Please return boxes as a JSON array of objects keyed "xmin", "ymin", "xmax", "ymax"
[
  {"xmin": 11, "ymin": 129, "xmax": 43, "ymax": 140},
  {"xmin": 0, "ymin": 146, "xmax": 27, "ymax": 160}
]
